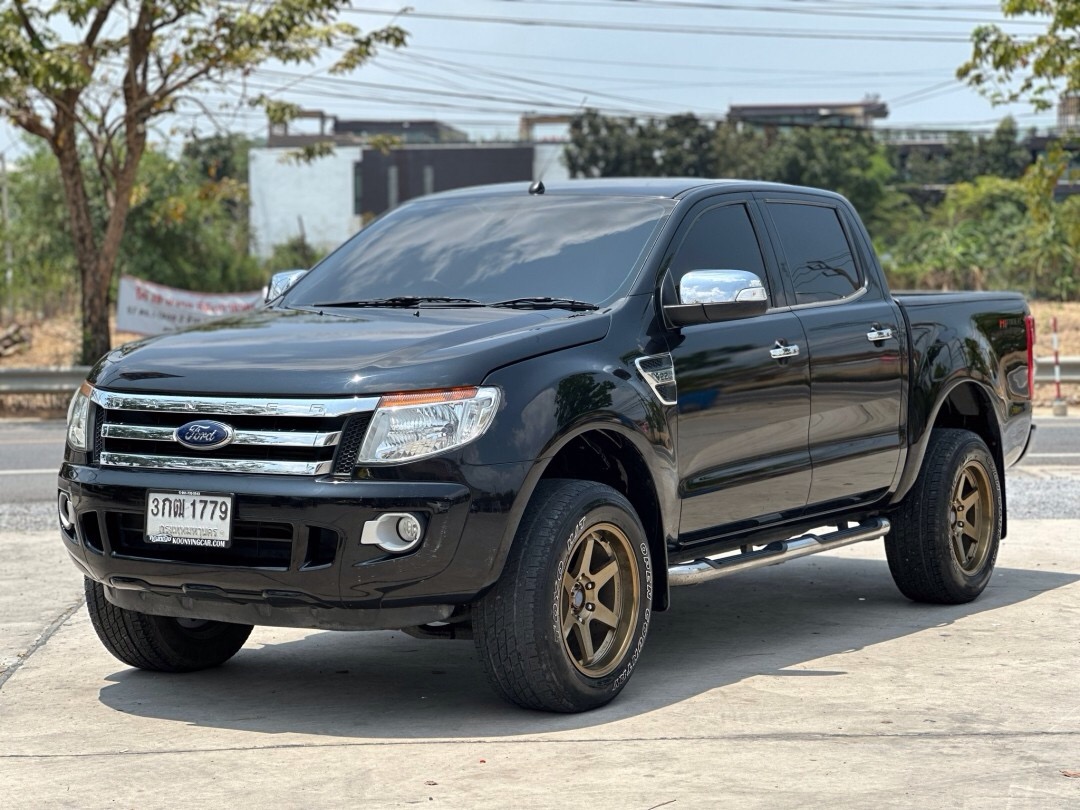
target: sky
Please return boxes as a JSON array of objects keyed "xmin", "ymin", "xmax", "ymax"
[{"xmin": 0, "ymin": 0, "xmax": 1066, "ymax": 156}]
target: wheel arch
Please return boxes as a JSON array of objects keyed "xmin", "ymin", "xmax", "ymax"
[
  {"xmin": 541, "ymin": 427, "xmax": 669, "ymax": 609},
  {"xmin": 893, "ymin": 379, "xmax": 1007, "ymax": 536},
  {"xmin": 504, "ymin": 424, "xmax": 673, "ymax": 611}
]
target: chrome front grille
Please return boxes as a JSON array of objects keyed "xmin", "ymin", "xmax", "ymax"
[{"xmin": 90, "ymin": 389, "xmax": 378, "ymax": 476}]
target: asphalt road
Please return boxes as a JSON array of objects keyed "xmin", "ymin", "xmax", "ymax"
[{"xmin": 0, "ymin": 420, "xmax": 65, "ymax": 501}]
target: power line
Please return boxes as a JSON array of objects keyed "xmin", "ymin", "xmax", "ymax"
[
  {"xmin": 253, "ymin": 69, "xmax": 700, "ymax": 117},
  {"xmin": 395, "ymin": 48, "xmax": 947, "ymax": 95},
  {"xmin": 483, "ymin": 0, "xmax": 1047, "ymax": 27},
  {"xmin": 380, "ymin": 50, "xmax": 694, "ymax": 112},
  {"xmin": 411, "ymin": 44, "xmax": 955, "ymax": 78},
  {"xmin": 344, "ymin": 7, "xmax": 1007, "ymax": 43}
]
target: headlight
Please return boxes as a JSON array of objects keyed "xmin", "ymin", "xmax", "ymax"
[
  {"xmin": 66, "ymin": 382, "xmax": 93, "ymax": 451},
  {"xmin": 358, "ymin": 386, "xmax": 501, "ymax": 464}
]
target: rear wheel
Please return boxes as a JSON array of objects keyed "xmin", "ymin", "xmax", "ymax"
[
  {"xmin": 886, "ymin": 429, "xmax": 1001, "ymax": 604},
  {"xmin": 85, "ymin": 579, "xmax": 252, "ymax": 672},
  {"xmin": 473, "ymin": 480, "xmax": 652, "ymax": 712}
]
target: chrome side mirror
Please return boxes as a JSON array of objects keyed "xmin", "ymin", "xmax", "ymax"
[
  {"xmin": 265, "ymin": 269, "xmax": 308, "ymax": 303},
  {"xmin": 665, "ymin": 269, "xmax": 769, "ymax": 327}
]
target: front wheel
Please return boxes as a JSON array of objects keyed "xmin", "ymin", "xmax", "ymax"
[
  {"xmin": 85, "ymin": 579, "xmax": 253, "ymax": 672},
  {"xmin": 886, "ymin": 429, "xmax": 1002, "ymax": 604},
  {"xmin": 473, "ymin": 480, "xmax": 653, "ymax": 712}
]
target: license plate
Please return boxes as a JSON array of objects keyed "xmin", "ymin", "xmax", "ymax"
[{"xmin": 145, "ymin": 490, "xmax": 233, "ymax": 549}]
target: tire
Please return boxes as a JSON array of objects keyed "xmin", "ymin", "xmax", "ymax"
[
  {"xmin": 886, "ymin": 429, "xmax": 1002, "ymax": 604},
  {"xmin": 473, "ymin": 479, "xmax": 653, "ymax": 712},
  {"xmin": 84, "ymin": 579, "xmax": 253, "ymax": 672}
]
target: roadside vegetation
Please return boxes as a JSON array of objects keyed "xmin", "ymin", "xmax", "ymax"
[{"xmin": 0, "ymin": 134, "xmax": 327, "ymax": 320}]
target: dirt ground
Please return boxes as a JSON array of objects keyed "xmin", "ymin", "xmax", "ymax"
[
  {"xmin": 0, "ymin": 317, "xmax": 143, "ymax": 417},
  {"xmin": 2, "ymin": 303, "xmax": 1079, "ymax": 413}
]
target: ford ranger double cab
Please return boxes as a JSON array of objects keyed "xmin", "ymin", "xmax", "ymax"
[{"xmin": 58, "ymin": 179, "xmax": 1035, "ymax": 712}]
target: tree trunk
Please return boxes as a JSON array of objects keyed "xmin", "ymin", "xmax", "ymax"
[
  {"xmin": 80, "ymin": 257, "xmax": 112, "ymax": 365},
  {"xmin": 51, "ymin": 118, "xmax": 113, "ymax": 365},
  {"xmin": 51, "ymin": 93, "xmax": 146, "ymax": 365}
]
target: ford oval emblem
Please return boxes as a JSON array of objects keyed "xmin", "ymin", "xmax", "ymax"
[{"xmin": 174, "ymin": 420, "xmax": 235, "ymax": 451}]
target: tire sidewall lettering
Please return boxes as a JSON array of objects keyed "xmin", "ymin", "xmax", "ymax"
[
  {"xmin": 549, "ymin": 504, "xmax": 652, "ymax": 693},
  {"xmin": 552, "ymin": 516, "xmax": 586, "ymax": 635},
  {"xmin": 611, "ymin": 541, "xmax": 651, "ymax": 693}
]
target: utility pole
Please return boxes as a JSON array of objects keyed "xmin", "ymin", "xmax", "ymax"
[{"xmin": 0, "ymin": 152, "xmax": 11, "ymax": 323}]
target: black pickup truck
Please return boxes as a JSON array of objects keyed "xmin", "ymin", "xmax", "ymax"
[{"xmin": 58, "ymin": 179, "xmax": 1034, "ymax": 712}]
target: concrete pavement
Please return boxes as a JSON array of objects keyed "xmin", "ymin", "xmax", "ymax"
[{"xmin": 1, "ymin": 521, "xmax": 1079, "ymax": 808}]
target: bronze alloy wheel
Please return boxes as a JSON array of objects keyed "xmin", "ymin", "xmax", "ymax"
[
  {"xmin": 949, "ymin": 459, "xmax": 994, "ymax": 574},
  {"xmin": 886, "ymin": 429, "xmax": 1002, "ymax": 605},
  {"xmin": 474, "ymin": 479, "xmax": 652, "ymax": 711},
  {"xmin": 560, "ymin": 522, "xmax": 640, "ymax": 678}
]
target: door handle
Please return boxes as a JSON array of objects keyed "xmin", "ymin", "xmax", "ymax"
[
  {"xmin": 770, "ymin": 341, "xmax": 800, "ymax": 360},
  {"xmin": 866, "ymin": 327, "xmax": 894, "ymax": 342}
]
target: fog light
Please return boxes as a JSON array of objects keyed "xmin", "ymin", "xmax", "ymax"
[
  {"xmin": 360, "ymin": 512, "xmax": 426, "ymax": 554},
  {"xmin": 397, "ymin": 515, "xmax": 422, "ymax": 543},
  {"xmin": 57, "ymin": 492, "xmax": 76, "ymax": 536}
]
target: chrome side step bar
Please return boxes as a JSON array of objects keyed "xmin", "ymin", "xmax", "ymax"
[{"xmin": 668, "ymin": 517, "xmax": 891, "ymax": 587}]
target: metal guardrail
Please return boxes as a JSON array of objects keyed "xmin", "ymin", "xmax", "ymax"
[
  {"xmin": 0, "ymin": 366, "xmax": 91, "ymax": 395},
  {"xmin": 0, "ymin": 359, "xmax": 1078, "ymax": 396},
  {"xmin": 1036, "ymin": 357, "xmax": 1080, "ymax": 384}
]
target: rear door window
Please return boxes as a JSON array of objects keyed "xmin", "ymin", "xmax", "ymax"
[{"xmin": 766, "ymin": 203, "xmax": 861, "ymax": 305}]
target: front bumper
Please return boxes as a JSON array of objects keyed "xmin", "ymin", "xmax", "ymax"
[{"xmin": 58, "ymin": 460, "xmax": 529, "ymax": 628}]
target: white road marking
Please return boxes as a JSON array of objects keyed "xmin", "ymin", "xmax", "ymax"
[{"xmin": 0, "ymin": 468, "xmax": 56, "ymax": 476}]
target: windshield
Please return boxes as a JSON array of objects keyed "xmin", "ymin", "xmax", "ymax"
[{"xmin": 284, "ymin": 194, "xmax": 673, "ymax": 307}]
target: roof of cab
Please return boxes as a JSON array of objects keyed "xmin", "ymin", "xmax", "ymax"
[{"xmin": 424, "ymin": 177, "xmax": 841, "ymax": 202}]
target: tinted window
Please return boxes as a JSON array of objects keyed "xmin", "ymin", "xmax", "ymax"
[
  {"xmin": 670, "ymin": 203, "xmax": 768, "ymax": 285},
  {"xmin": 768, "ymin": 203, "xmax": 860, "ymax": 304},
  {"xmin": 286, "ymin": 195, "xmax": 672, "ymax": 307}
]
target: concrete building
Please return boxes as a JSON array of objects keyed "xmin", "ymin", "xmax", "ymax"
[
  {"xmin": 728, "ymin": 99, "xmax": 889, "ymax": 131},
  {"xmin": 267, "ymin": 111, "xmax": 468, "ymax": 147}
]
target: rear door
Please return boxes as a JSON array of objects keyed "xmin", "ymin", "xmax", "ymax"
[
  {"xmin": 664, "ymin": 197, "xmax": 812, "ymax": 539},
  {"xmin": 758, "ymin": 195, "xmax": 904, "ymax": 506}
]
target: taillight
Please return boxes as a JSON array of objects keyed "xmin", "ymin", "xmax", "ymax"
[{"xmin": 1024, "ymin": 314, "xmax": 1036, "ymax": 399}]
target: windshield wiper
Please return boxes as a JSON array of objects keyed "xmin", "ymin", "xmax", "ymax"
[
  {"xmin": 311, "ymin": 296, "xmax": 484, "ymax": 308},
  {"xmin": 489, "ymin": 297, "xmax": 599, "ymax": 311}
]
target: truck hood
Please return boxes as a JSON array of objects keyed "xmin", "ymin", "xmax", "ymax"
[{"xmin": 90, "ymin": 306, "xmax": 611, "ymax": 396}]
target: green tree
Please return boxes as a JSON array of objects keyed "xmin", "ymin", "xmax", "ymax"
[
  {"xmin": 119, "ymin": 146, "xmax": 263, "ymax": 293},
  {"xmin": 5, "ymin": 137, "xmax": 267, "ymax": 310},
  {"xmin": 890, "ymin": 118, "xmax": 1031, "ymax": 187},
  {"xmin": 885, "ymin": 177, "xmax": 1030, "ymax": 292},
  {"xmin": 759, "ymin": 127, "xmax": 895, "ymax": 222},
  {"xmin": 943, "ymin": 132, "xmax": 982, "ymax": 184},
  {"xmin": 564, "ymin": 110, "xmax": 659, "ymax": 177},
  {"xmin": 183, "ymin": 133, "xmax": 251, "ymax": 184},
  {"xmin": 655, "ymin": 113, "xmax": 715, "ymax": 177},
  {"xmin": 0, "ymin": 2, "xmax": 406, "ymax": 363},
  {"xmin": 1020, "ymin": 144, "xmax": 1078, "ymax": 299},
  {"xmin": 712, "ymin": 121, "xmax": 768, "ymax": 179},
  {"xmin": 1, "ymin": 142, "xmax": 78, "ymax": 317},
  {"xmin": 959, "ymin": 0, "xmax": 1080, "ymax": 110},
  {"xmin": 265, "ymin": 235, "xmax": 326, "ymax": 272},
  {"xmin": 980, "ymin": 117, "xmax": 1031, "ymax": 179}
]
